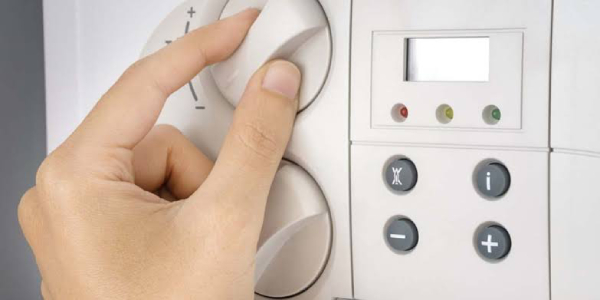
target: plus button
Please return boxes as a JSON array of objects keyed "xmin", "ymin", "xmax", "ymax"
[{"xmin": 476, "ymin": 225, "xmax": 512, "ymax": 260}]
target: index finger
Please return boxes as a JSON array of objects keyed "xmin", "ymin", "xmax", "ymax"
[{"xmin": 68, "ymin": 8, "xmax": 259, "ymax": 150}]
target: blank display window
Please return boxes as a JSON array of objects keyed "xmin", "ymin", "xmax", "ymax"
[{"xmin": 406, "ymin": 37, "xmax": 490, "ymax": 82}]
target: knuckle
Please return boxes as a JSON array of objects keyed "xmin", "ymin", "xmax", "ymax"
[
  {"xmin": 36, "ymin": 153, "xmax": 68, "ymax": 188},
  {"xmin": 207, "ymin": 202, "xmax": 262, "ymax": 249},
  {"xmin": 235, "ymin": 122, "xmax": 281, "ymax": 162},
  {"xmin": 35, "ymin": 152, "xmax": 82, "ymax": 200},
  {"xmin": 123, "ymin": 59, "xmax": 146, "ymax": 78},
  {"xmin": 18, "ymin": 188, "xmax": 39, "ymax": 230},
  {"xmin": 153, "ymin": 124, "xmax": 183, "ymax": 139},
  {"xmin": 35, "ymin": 155, "xmax": 59, "ymax": 188},
  {"xmin": 123, "ymin": 59, "xmax": 151, "ymax": 84}
]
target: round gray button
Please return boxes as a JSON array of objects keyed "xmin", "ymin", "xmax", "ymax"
[
  {"xmin": 476, "ymin": 162, "xmax": 511, "ymax": 198},
  {"xmin": 385, "ymin": 158, "xmax": 418, "ymax": 192},
  {"xmin": 476, "ymin": 225, "xmax": 512, "ymax": 260},
  {"xmin": 385, "ymin": 218, "xmax": 419, "ymax": 252}
]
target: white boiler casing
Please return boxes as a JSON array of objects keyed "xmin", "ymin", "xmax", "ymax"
[{"xmin": 43, "ymin": 0, "xmax": 600, "ymax": 299}]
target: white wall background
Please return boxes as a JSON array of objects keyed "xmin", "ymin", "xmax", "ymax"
[{"xmin": 44, "ymin": 0, "xmax": 181, "ymax": 152}]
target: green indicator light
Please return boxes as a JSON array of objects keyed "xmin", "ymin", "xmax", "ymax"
[
  {"xmin": 445, "ymin": 107, "xmax": 454, "ymax": 120},
  {"xmin": 492, "ymin": 108, "xmax": 501, "ymax": 121}
]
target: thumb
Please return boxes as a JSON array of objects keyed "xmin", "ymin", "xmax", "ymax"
[{"xmin": 188, "ymin": 60, "xmax": 301, "ymax": 225}]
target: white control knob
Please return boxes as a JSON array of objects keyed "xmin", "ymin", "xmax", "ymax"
[
  {"xmin": 212, "ymin": 0, "xmax": 332, "ymax": 111},
  {"xmin": 256, "ymin": 161, "xmax": 332, "ymax": 298}
]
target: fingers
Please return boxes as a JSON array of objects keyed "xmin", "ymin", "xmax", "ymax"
[
  {"xmin": 133, "ymin": 125, "xmax": 213, "ymax": 200},
  {"xmin": 68, "ymin": 8, "xmax": 260, "ymax": 151},
  {"xmin": 189, "ymin": 60, "xmax": 300, "ymax": 217},
  {"xmin": 41, "ymin": 281, "xmax": 52, "ymax": 300}
]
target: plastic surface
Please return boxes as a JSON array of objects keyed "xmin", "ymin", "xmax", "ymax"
[
  {"xmin": 350, "ymin": 2, "xmax": 552, "ymax": 298},
  {"xmin": 551, "ymin": 0, "xmax": 600, "ymax": 155},
  {"xmin": 351, "ymin": 145, "xmax": 549, "ymax": 300},
  {"xmin": 551, "ymin": 1, "xmax": 600, "ymax": 299},
  {"xmin": 351, "ymin": 0, "xmax": 552, "ymax": 148},
  {"xmin": 551, "ymin": 153, "xmax": 600, "ymax": 300},
  {"xmin": 371, "ymin": 31, "xmax": 523, "ymax": 130},
  {"xmin": 212, "ymin": 0, "xmax": 331, "ymax": 111}
]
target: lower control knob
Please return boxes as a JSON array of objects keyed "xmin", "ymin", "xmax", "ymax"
[{"xmin": 255, "ymin": 161, "xmax": 332, "ymax": 298}]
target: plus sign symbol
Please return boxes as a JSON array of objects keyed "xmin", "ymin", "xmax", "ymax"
[
  {"xmin": 476, "ymin": 225, "xmax": 512, "ymax": 260},
  {"xmin": 481, "ymin": 234, "xmax": 499, "ymax": 253},
  {"xmin": 187, "ymin": 7, "xmax": 196, "ymax": 18}
]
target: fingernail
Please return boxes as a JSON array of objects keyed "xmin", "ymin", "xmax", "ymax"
[{"xmin": 262, "ymin": 61, "xmax": 301, "ymax": 100}]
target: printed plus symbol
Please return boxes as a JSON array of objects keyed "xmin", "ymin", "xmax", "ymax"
[
  {"xmin": 187, "ymin": 7, "xmax": 196, "ymax": 18},
  {"xmin": 481, "ymin": 234, "xmax": 499, "ymax": 253}
]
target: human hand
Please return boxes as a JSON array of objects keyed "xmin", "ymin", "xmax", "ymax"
[{"xmin": 18, "ymin": 8, "xmax": 302, "ymax": 300}]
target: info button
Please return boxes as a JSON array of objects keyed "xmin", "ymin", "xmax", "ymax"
[{"xmin": 475, "ymin": 162, "xmax": 511, "ymax": 198}]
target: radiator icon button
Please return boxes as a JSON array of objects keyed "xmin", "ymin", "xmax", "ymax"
[{"xmin": 385, "ymin": 158, "xmax": 418, "ymax": 193}]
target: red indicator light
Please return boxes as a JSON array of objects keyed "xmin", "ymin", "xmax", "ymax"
[{"xmin": 400, "ymin": 106, "xmax": 409, "ymax": 118}]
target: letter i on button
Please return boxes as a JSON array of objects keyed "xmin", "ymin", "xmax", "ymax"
[{"xmin": 476, "ymin": 162, "xmax": 511, "ymax": 198}]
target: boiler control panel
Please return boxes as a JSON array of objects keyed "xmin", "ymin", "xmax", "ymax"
[{"xmin": 43, "ymin": 0, "xmax": 600, "ymax": 299}]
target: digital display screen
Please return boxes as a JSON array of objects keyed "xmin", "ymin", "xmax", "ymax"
[{"xmin": 406, "ymin": 37, "xmax": 490, "ymax": 82}]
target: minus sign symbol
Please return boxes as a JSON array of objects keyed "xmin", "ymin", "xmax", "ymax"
[
  {"xmin": 390, "ymin": 234, "xmax": 407, "ymax": 239},
  {"xmin": 195, "ymin": 106, "xmax": 206, "ymax": 110}
]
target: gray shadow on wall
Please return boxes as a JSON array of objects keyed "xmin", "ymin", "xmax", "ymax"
[{"xmin": 0, "ymin": 0, "xmax": 46, "ymax": 298}]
